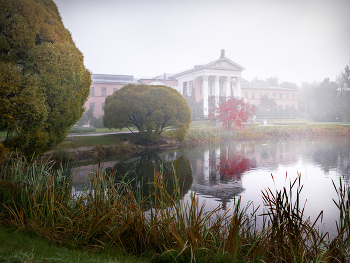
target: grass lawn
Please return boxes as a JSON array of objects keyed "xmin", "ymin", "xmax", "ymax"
[
  {"xmin": 0, "ymin": 131, "xmax": 6, "ymax": 138},
  {"xmin": 0, "ymin": 226, "xmax": 149, "ymax": 263},
  {"xmin": 53, "ymin": 133, "xmax": 140, "ymax": 149}
]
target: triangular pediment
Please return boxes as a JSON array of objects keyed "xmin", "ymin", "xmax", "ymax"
[
  {"xmin": 204, "ymin": 58, "xmax": 244, "ymax": 71},
  {"xmin": 170, "ymin": 56, "xmax": 244, "ymax": 79}
]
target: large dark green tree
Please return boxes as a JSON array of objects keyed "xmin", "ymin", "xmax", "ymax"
[
  {"xmin": 103, "ymin": 84, "xmax": 192, "ymax": 142},
  {"xmin": 256, "ymin": 94, "xmax": 278, "ymax": 117},
  {"xmin": 309, "ymin": 78, "xmax": 341, "ymax": 122},
  {"xmin": 0, "ymin": 0, "xmax": 91, "ymax": 157},
  {"xmin": 339, "ymin": 62, "xmax": 350, "ymax": 121}
]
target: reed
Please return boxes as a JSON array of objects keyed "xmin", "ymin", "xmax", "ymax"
[
  {"xmin": 184, "ymin": 126, "xmax": 350, "ymax": 146},
  {"xmin": 1, "ymin": 157, "xmax": 350, "ymax": 262}
]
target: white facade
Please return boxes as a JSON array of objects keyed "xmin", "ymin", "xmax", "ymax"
[{"xmin": 169, "ymin": 50, "xmax": 244, "ymax": 117}]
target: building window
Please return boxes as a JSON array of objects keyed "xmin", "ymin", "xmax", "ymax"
[
  {"xmin": 183, "ymin": 82, "xmax": 187, "ymax": 95},
  {"xmin": 286, "ymin": 93, "xmax": 289, "ymax": 100},
  {"xmin": 279, "ymin": 93, "xmax": 282, "ymax": 99},
  {"xmin": 244, "ymin": 92, "xmax": 248, "ymax": 99},
  {"xmin": 251, "ymin": 92, "xmax": 255, "ymax": 99},
  {"xmin": 259, "ymin": 92, "xmax": 262, "ymax": 98},
  {"xmin": 188, "ymin": 80, "xmax": 193, "ymax": 96},
  {"xmin": 113, "ymin": 88, "xmax": 118, "ymax": 93},
  {"xmin": 79, "ymin": 171, "xmax": 84, "ymax": 180},
  {"xmin": 101, "ymin": 87, "xmax": 107, "ymax": 96},
  {"xmin": 102, "ymin": 102, "xmax": 105, "ymax": 111},
  {"xmin": 90, "ymin": 87, "xmax": 95, "ymax": 96},
  {"xmin": 90, "ymin": 102, "xmax": 95, "ymax": 112},
  {"xmin": 292, "ymin": 93, "xmax": 295, "ymax": 100},
  {"xmin": 273, "ymin": 93, "xmax": 276, "ymax": 99}
]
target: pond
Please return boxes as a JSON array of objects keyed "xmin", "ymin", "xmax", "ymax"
[{"xmin": 71, "ymin": 136, "xmax": 350, "ymax": 235}]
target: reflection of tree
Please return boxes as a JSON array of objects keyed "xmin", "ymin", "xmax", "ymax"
[
  {"xmin": 307, "ymin": 138, "xmax": 350, "ymax": 177},
  {"xmin": 105, "ymin": 153, "xmax": 193, "ymax": 199},
  {"xmin": 218, "ymin": 153, "xmax": 256, "ymax": 181}
]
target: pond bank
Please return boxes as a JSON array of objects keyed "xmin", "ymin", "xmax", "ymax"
[
  {"xmin": 44, "ymin": 133, "xmax": 182, "ymax": 161},
  {"xmin": 45, "ymin": 125, "xmax": 350, "ymax": 162}
]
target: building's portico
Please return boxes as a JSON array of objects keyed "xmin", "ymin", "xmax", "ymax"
[{"xmin": 170, "ymin": 50, "xmax": 244, "ymax": 117}]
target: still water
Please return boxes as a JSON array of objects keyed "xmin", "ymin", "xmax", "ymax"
[{"xmin": 72, "ymin": 136, "xmax": 350, "ymax": 234}]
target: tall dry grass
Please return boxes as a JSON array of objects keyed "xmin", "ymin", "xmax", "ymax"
[
  {"xmin": 1, "ymin": 157, "xmax": 350, "ymax": 262},
  {"xmin": 184, "ymin": 126, "xmax": 350, "ymax": 146}
]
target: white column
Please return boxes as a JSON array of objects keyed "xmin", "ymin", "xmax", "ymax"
[
  {"xmin": 237, "ymin": 77, "xmax": 242, "ymax": 98},
  {"xmin": 179, "ymin": 81, "xmax": 184, "ymax": 95},
  {"xmin": 214, "ymin": 76, "xmax": 220, "ymax": 115},
  {"xmin": 215, "ymin": 148, "xmax": 220, "ymax": 180},
  {"xmin": 204, "ymin": 150, "xmax": 209, "ymax": 182},
  {"xmin": 202, "ymin": 76, "xmax": 209, "ymax": 117},
  {"xmin": 225, "ymin": 76, "xmax": 231, "ymax": 101}
]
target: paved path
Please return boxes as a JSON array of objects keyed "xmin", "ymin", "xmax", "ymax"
[{"xmin": 67, "ymin": 130, "xmax": 137, "ymax": 137}]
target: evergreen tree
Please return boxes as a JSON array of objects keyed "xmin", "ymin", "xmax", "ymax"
[{"xmin": 0, "ymin": 0, "xmax": 91, "ymax": 157}]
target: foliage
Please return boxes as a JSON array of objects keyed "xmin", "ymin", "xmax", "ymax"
[
  {"xmin": 103, "ymin": 84, "xmax": 191, "ymax": 142},
  {"xmin": 0, "ymin": 0, "xmax": 91, "ymax": 158},
  {"xmin": 256, "ymin": 94, "xmax": 278, "ymax": 117},
  {"xmin": 3, "ymin": 157, "xmax": 350, "ymax": 262},
  {"xmin": 278, "ymin": 81, "xmax": 299, "ymax": 90},
  {"xmin": 309, "ymin": 78, "xmax": 342, "ymax": 122},
  {"xmin": 0, "ymin": 142, "xmax": 10, "ymax": 166},
  {"xmin": 211, "ymin": 97, "xmax": 255, "ymax": 130},
  {"xmin": 0, "ymin": 226, "xmax": 147, "ymax": 263},
  {"xmin": 76, "ymin": 109, "xmax": 105, "ymax": 128},
  {"xmin": 266, "ymin": 76, "xmax": 279, "ymax": 86},
  {"xmin": 341, "ymin": 63, "xmax": 350, "ymax": 90},
  {"xmin": 339, "ymin": 62, "xmax": 350, "ymax": 121}
]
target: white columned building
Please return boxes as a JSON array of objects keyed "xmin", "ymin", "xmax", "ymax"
[
  {"xmin": 202, "ymin": 75, "xmax": 209, "ymax": 117},
  {"xmin": 170, "ymin": 50, "xmax": 245, "ymax": 117}
]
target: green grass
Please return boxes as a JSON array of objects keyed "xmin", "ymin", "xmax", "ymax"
[
  {"xmin": 54, "ymin": 134, "xmax": 138, "ymax": 150},
  {"xmin": 0, "ymin": 226, "xmax": 149, "ymax": 263},
  {"xmin": 0, "ymin": 131, "xmax": 7, "ymax": 139}
]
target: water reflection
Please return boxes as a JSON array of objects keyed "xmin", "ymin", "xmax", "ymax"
[
  {"xmin": 71, "ymin": 153, "xmax": 193, "ymax": 199},
  {"xmin": 105, "ymin": 153, "xmax": 193, "ymax": 199},
  {"xmin": 71, "ymin": 137, "xmax": 350, "ymax": 230}
]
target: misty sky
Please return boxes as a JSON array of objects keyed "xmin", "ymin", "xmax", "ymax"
[{"xmin": 53, "ymin": 0, "xmax": 350, "ymax": 86}]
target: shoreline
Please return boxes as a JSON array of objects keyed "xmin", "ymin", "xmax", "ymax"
[{"xmin": 44, "ymin": 125, "xmax": 350, "ymax": 162}]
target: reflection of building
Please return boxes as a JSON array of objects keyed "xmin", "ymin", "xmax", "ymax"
[
  {"xmin": 85, "ymin": 50, "xmax": 298, "ymax": 119},
  {"xmin": 184, "ymin": 140, "xmax": 303, "ymax": 205}
]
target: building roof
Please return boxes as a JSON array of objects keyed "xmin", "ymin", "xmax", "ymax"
[
  {"xmin": 241, "ymin": 82, "xmax": 299, "ymax": 91},
  {"xmin": 169, "ymin": 50, "xmax": 245, "ymax": 79},
  {"xmin": 91, "ymin": 74, "xmax": 138, "ymax": 84}
]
